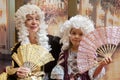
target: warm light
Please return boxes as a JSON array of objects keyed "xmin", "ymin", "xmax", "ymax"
[{"xmin": 0, "ymin": 9, "xmax": 2, "ymax": 17}]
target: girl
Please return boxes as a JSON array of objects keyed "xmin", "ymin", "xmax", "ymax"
[{"xmin": 51, "ymin": 15, "xmax": 112, "ymax": 80}]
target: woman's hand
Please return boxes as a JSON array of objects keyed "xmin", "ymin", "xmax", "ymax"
[{"xmin": 16, "ymin": 67, "xmax": 31, "ymax": 79}]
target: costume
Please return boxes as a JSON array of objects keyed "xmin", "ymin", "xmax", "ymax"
[
  {"xmin": 4, "ymin": 4, "xmax": 62, "ymax": 80},
  {"xmin": 51, "ymin": 49, "xmax": 105, "ymax": 80},
  {"xmin": 44, "ymin": 35, "xmax": 62, "ymax": 80},
  {"xmin": 7, "ymin": 35, "xmax": 61, "ymax": 80}
]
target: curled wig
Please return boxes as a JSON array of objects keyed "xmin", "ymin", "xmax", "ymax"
[
  {"xmin": 59, "ymin": 15, "xmax": 95, "ymax": 51},
  {"xmin": 14, "ymin": 4, "xmax": 51, "ymax": 51}
]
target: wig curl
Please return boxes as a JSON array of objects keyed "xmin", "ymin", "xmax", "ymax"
[
  {"xmin": 60, "ymin": 15, "xmax": 95, "ymax": 51},
  {"xmin": 14, "ymin": 4, "xmax": 51, "ymax": 51}
]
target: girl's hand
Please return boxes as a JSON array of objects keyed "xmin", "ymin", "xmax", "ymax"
[
  {"xmin": 93, "ymin": 56, "xmax": 112, "ymax": 78},
  {"xmin": 100, "ymin": 56, "xmax": 112, "ymax": 66},
  {"xmin": 16, "ymin": 67, "xmax": 31, "ymax": 78}
]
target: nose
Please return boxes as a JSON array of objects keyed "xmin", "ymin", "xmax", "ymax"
[
  {"xmin": 75, "ymin": 34, "xmax": 80, "ymax": 38},
  {"xmin": 32, "ymin": 19, "xmax": 37, "ymax": 24},
  {"xmin": 75, "ymin": 34, "xmax": 82, "ymax": 40}
]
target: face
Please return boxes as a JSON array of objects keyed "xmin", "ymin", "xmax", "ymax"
[
  {"xmin": 69, "ymin": 28, "xmax": 83, "ymax": 49},
  {"xmin": 25, "ymin": 13, "xmax": 40, "ymax": 33}
]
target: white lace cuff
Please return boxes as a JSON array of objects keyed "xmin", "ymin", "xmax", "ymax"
[
  {"xmin": 51, "ymin": 65, "xmax": 64, "ymax": 80},
  {"xmin": 88, "ymin": 66, "xmax": 105, "ymax": 80}
]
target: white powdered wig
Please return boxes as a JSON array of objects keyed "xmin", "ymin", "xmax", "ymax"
[
  {"xmin": 14, "ymin": 4, "xmax": 51, "ymax": 51},
  {"xmin": 60, "ymin": 15, "xmax": 95, "ymax": 51}
]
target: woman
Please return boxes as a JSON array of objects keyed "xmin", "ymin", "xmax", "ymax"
[
  {"xmin": 6, "ymin": 4, "xmax": 61, "ymax": 80},
  {"xmin": 51, "ymin": 15, "xmax": 112, "ymax": 80}
]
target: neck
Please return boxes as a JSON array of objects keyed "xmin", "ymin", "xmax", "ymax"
[
  {"xmin": 29, "ymin": 33, "xmax": 37, "ymax": 44},
  {"xmin": 70, "ymin": 46, "xmax": 78, "ymax": 53}
]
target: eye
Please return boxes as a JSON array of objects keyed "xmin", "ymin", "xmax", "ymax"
[
  {"xmin": 79, "ymin": 33, "xmax": 83, "ymax": 36},
  {"xmin": 35, "ymin": 15, "xmax": 40, "ymax": 21},
  {"xmin": 71, "ymin": 31, "xmax": 76, "ymax": 35},
  {"xmin": 36, "ymin": 17, "xmax": 40, "ymax": 21},
  {"xmin": 26, "ymin": 17, "xmax": 32, "ymax": 21}
]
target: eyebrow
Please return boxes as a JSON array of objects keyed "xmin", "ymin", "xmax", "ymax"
[{"xmin": 26, "ymin": 14, "xmax": 40, "ymax": 18}]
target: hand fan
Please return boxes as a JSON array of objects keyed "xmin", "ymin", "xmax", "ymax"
[
  {"xmin": 77, "ymin": 26, "xmax": 120, "ymax": 74},
  {"xmin": 0, "ymin": 72, "xmax": 7, "ymax": 80},
  {"xmin": 11, "ymin": 44, "xmax": 54, "ymax": 72}
]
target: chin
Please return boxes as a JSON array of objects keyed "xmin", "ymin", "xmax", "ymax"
[{"xmin": 31, "ymin": 29, "xmax": 39, "ymax": 32}]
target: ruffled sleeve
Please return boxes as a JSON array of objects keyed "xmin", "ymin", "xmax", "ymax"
[
  {"xmin": 51, "ymin": 65, "xmax": 64, "ymax": 80},
  {"xmin": 88, "ymin": 66, "xmax": 105, "ymax": 80}
]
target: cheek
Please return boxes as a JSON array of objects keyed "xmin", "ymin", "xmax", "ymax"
[
  {"xmin": 79, "ymin": 37, "xmax": 82, "ymax": 41},
  {"xmin": 36, "ymin": 21, "xmax": 40, "ymax": 24},
  {"xmin": 37, "ymin": 23, "xmax": 40, "ymax": 27},
  {"xmin": 69, "ymin": 36, "xmax": 73, "ymax": 41},
  {"xmin": 25, "ymin": 22, "xmax": 30, "ymax": 28}
]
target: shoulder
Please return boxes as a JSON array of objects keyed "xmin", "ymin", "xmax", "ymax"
[
  {"xmin": 59, "ymin": 50, "xmax": 69, "ymax": 59},
  {"xmin": 47, "ymin": 35, "xmax": 61, "ymax": 43},
  {"xmin": 47, "ymin": 34, "xmax": 62, "ymax": 50}
]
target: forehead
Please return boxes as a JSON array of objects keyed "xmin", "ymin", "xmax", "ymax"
[{"xmin": 70, "ymin": 28, "xmax": 83, "ymax": 33}]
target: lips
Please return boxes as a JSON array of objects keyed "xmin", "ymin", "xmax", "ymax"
[
  {"xmin": 73, "ymin": 39, "xmax": 80, "ymax": 42},
  {"xmin": 30, "ymin": 26, "xmax": 38, "ymax": 29}
]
